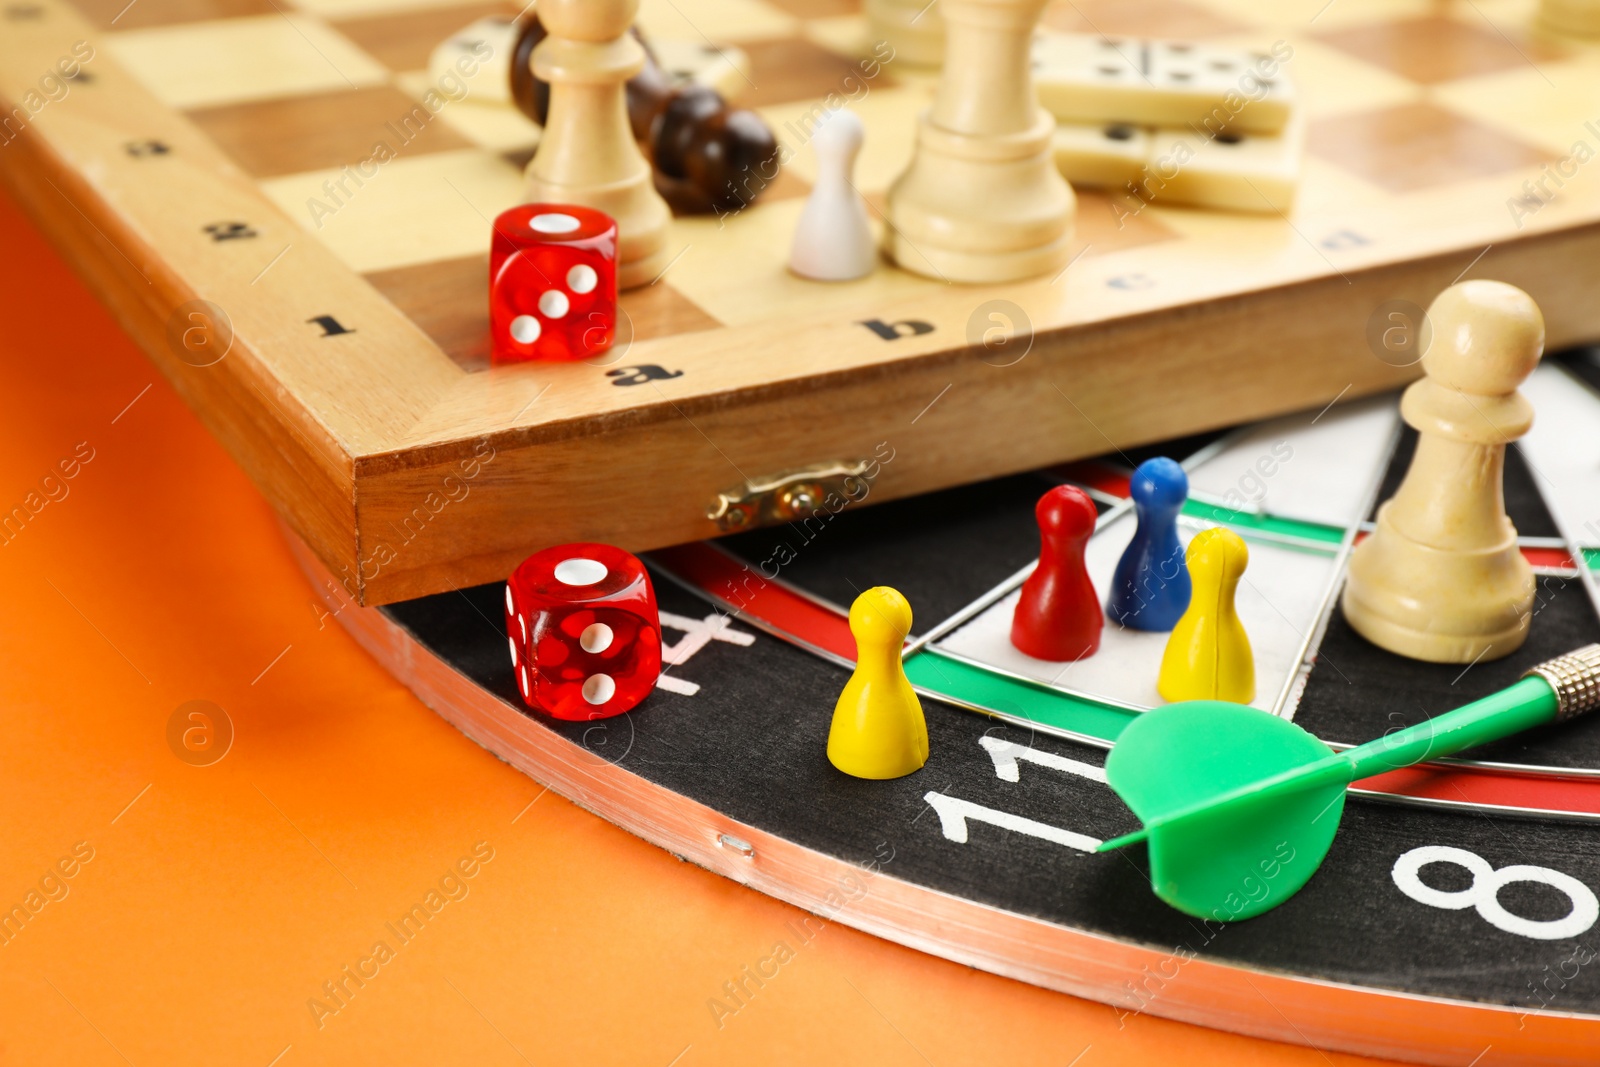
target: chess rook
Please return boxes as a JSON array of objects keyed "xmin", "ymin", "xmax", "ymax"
[
  {"xmin": 865, "ymin": 0, "xmax": 945, "ymax": 67},
  {"xmin": 789, "ymin": 108, "xmax": 876, "ymax": 282},
  {"xmin": 1342, "ymin": 280, "xmax": 1544, "ymax": 664},
  {"xmin": 520, "ymin": 0, "xmax": 671, "ymax": 289},
  {"xmin": 1011, "ymin": 485, "xmax": 1102, "ymax": 661},
  {"xmin": 885, "ymin": 0, "xmax": 1074, "ymax": 283}
]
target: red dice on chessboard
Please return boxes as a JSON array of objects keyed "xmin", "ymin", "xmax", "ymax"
[
  {"xmin": 490, "ymin": 204, "xmax": 618, "ymax": 363},
  {"xmin": 505, "ymin": 543, "xmax": 661, "ymax": 719}
]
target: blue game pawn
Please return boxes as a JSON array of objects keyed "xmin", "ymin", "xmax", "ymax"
[{"xmin": 1106, "ymin": 457, "xmax": 1190, "ymax": 631}]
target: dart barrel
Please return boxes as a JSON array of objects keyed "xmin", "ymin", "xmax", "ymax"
[{"xmin": 1525, "ymin": 643, "xmax": 1600, "ymax": 722}]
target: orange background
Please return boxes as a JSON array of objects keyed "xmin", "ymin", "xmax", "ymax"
[{"xmin": 0, "ymin": 186, "xmax": 1404, "ymax": 1067}]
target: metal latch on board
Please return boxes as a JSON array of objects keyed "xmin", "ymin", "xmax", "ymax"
[{"xmin": 707, "ymin": 459, "xmax": 879, "ymax": 532}]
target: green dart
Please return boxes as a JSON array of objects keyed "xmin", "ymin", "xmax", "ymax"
[{"xmin": 1099, "ymin": 644, "xmax": 1600, "ymax": 921}]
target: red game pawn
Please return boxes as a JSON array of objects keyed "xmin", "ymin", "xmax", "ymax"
[
  {"xmin": 490, "ymin": 203, "xmax": 618, "ymax": 363},
  {"xmin": 505, "ymin": 543, "xmax": 661, "ymax": 719},
  {"xmin": 1011, "ymin": 485, "xmax": 1102, "ymax": 661}
]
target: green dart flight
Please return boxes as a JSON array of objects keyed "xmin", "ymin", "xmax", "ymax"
[{"xmin": 1100, "ymin": 644, "xmax": 1600, "ymax": 921}]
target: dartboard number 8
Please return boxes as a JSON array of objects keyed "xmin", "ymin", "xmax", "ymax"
[{"xmin": 1392, "ymin": 846, "xmax": 1600, "ymax": 941}]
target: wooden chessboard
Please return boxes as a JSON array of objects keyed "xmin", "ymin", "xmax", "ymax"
[{"xmin": 5, "ymin": 0, "xmax": 1600, "ymax": 605}]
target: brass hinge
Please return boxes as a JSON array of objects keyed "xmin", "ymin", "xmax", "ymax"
[{"xmin": 707, "ymin": 459, "xmax": 877, "ymax": 532}]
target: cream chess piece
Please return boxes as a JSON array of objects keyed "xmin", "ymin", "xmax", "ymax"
[
  {"xmin": 865, "ymin": 0, "xmax": 945, "ymax": 67},
  {"xmin": 1342, "ymin": 280, "xmax": 1544, "ymax": 664},
  {"xmin": 885, "ymin": 0, "xmax": 1075, "ymax": 283},
  {"xmin": 521, "ymin": 0, "xmax": 671, "ymax": 289},
  {"xmin": 789, "ymin": 109, "xmax": 876, "ymax": 282}
]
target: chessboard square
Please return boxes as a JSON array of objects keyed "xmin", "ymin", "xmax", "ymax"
[
  {"xmin": 330, "ymin": 0, "xmax": 521, "ymax": 72},
  {"xmin": 392, "ymin": 71, "xmax": 540, "ymax": 152},
  {"xmin": 1309, "ymin": 101, "xmax": 1551, "ymax": 192},
  {"xmin": 1264, "ymin": 35, "xmax": 1419, "ymax": 121},
  {"xmin": 188, "ymin": 86, "xmax": 475, "ymax": 178},
  {"xmin": 104, "ymin": 14, "xmax": 388, "ymax": 108},
  {"xmin": 285, "ymin": 0, "xmax": 499, "ymax": 20},
  {"xmin": 621, "ymin": 279, "xmax": 724, "ymax": 343},
  {"xmin": 1042, "ymin": 0, "xmax": 1248, "ymax": 39},
  {"xmin": 662, "ymin": 198, "xmax": 922, "ymax": 327},
  {"xmin": 1188, "ymin": 0, "xmax": 1435, "ymax": 31},
  {"xmin": 72, "ymin": 0, "xmax": 278, "ymax": 30},
  {"xmin": 365, "ymin": 254, "xmax": 494, "ymax": 370},
  {"xmin": 801, "ymin": 13, "xmax": 881, "ymax": 61},
  {"xmin": 366, "ymin": 254, "xmax": 722, "ymax": 372},
  {"xmin": 759, "ymin": 85, "xmax": 925, "ymax": 195},
  {"xmin": 1432, "ymin": 53, "xmax": 1600, "ymax": 156},
  {"xmin": 1314, "ymin": 15, "xmax": 1568, "ymax": 85},
  {"xmin": 763, "ymin": 0, "xmax": 860, "ymax": 17},
  {"xmin": 638, "ymin": 0, "xmax": 799, "ymax": 43},
  {"xmin": 259, "ymin": 148, "xmax": 525, "ymax": 272},
  {"xmin": 430, "ymin": 99, "xmax": 541, "ymax": 154},
  {"xmin": 736, "ymin": 36, "xmax": 896, "ymax": 107},
  {"xmin": 1072, "ymin": 190, "xmax": 1183, "ymax": 255}
]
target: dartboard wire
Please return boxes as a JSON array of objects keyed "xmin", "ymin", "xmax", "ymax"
[
  {"xmin": 900, "ymin": 429, "xmax": 1248, "ymax": 663},
  {"xmin": 1270, "ymin": 415, "xmax": 1405, "ymax": 720}
]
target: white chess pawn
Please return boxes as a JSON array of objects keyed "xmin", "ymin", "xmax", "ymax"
[
  {"xmin": 1342, "ymin": 280, "xmax": 1544, "ymax": 664},
  {"xmin": 789, "ymin": 109, "xmax": 877, "ymax": 282}
]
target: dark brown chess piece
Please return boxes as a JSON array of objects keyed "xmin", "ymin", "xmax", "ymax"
[{"xmin": 511, "ymin": 15, "xmax": 780, "ymax": 216}]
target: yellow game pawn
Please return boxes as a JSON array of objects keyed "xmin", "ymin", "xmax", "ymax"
[
  {"xmin": 1158, "ymin": 528, "xmax": 1255, "ymax": 704},
  {"xmin": 828, "ymin": 587, "xmax": 929, "ymax": 779}
]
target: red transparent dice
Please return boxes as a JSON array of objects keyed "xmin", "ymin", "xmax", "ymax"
[
  {"xmin": 490, "ymin": 203, "xmax": 618, "ymax": 363},
  {"xmin": 504, "ymin": 543, "xmax": 661, "ymax": 720}
]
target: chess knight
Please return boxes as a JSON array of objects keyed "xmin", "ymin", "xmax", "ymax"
[{"xmin": 1342, "ymin": 280, "xmax": 1544, "ymax": 664}]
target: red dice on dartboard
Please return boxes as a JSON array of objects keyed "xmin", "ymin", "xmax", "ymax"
[
  {"xmin": 489, "ymin": 203, "xmax": 618, "ymax": 363},
  {"xmin": 505, "ymin": 543, "xmax": 661, "ymax": 719}
]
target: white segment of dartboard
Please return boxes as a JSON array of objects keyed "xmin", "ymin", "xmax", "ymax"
[
  {"xmin": 935, "ymin": 398, "xmax": 1401, "ymax": 711},
  {"xmin": 1519, "ymin": 363, "xmax": 1600, "ymax": 554},
  {"xmin": 788, "ymin": 108, "xmax": 877, "ymax": 282},
  {"xmin": 426, "ymin": 17, "xmax": 518, "ymax": 105},
  {"xmin": 1518, "ymin": 362, "xmax": 1600, "ymax": 617},
  {"xmin": 1185, "ymin": 394, "xmax": 1398, "ymax": 528},
  {"xmin": 937, "ymin": 514, "xmax": 1335, "ymax": 710},
  {"xmin": 1032, "ymin": 33, "xmax": 1295, "ymax": 136}
]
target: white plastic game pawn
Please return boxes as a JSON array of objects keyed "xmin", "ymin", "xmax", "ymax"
[
  {"xmin": 789, "ymin": 109, "xmax": 877, "ymax": 282},
  {"xmin": 1342, "ymin": 280, "xmax": 1544, "ymax": 664}
]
